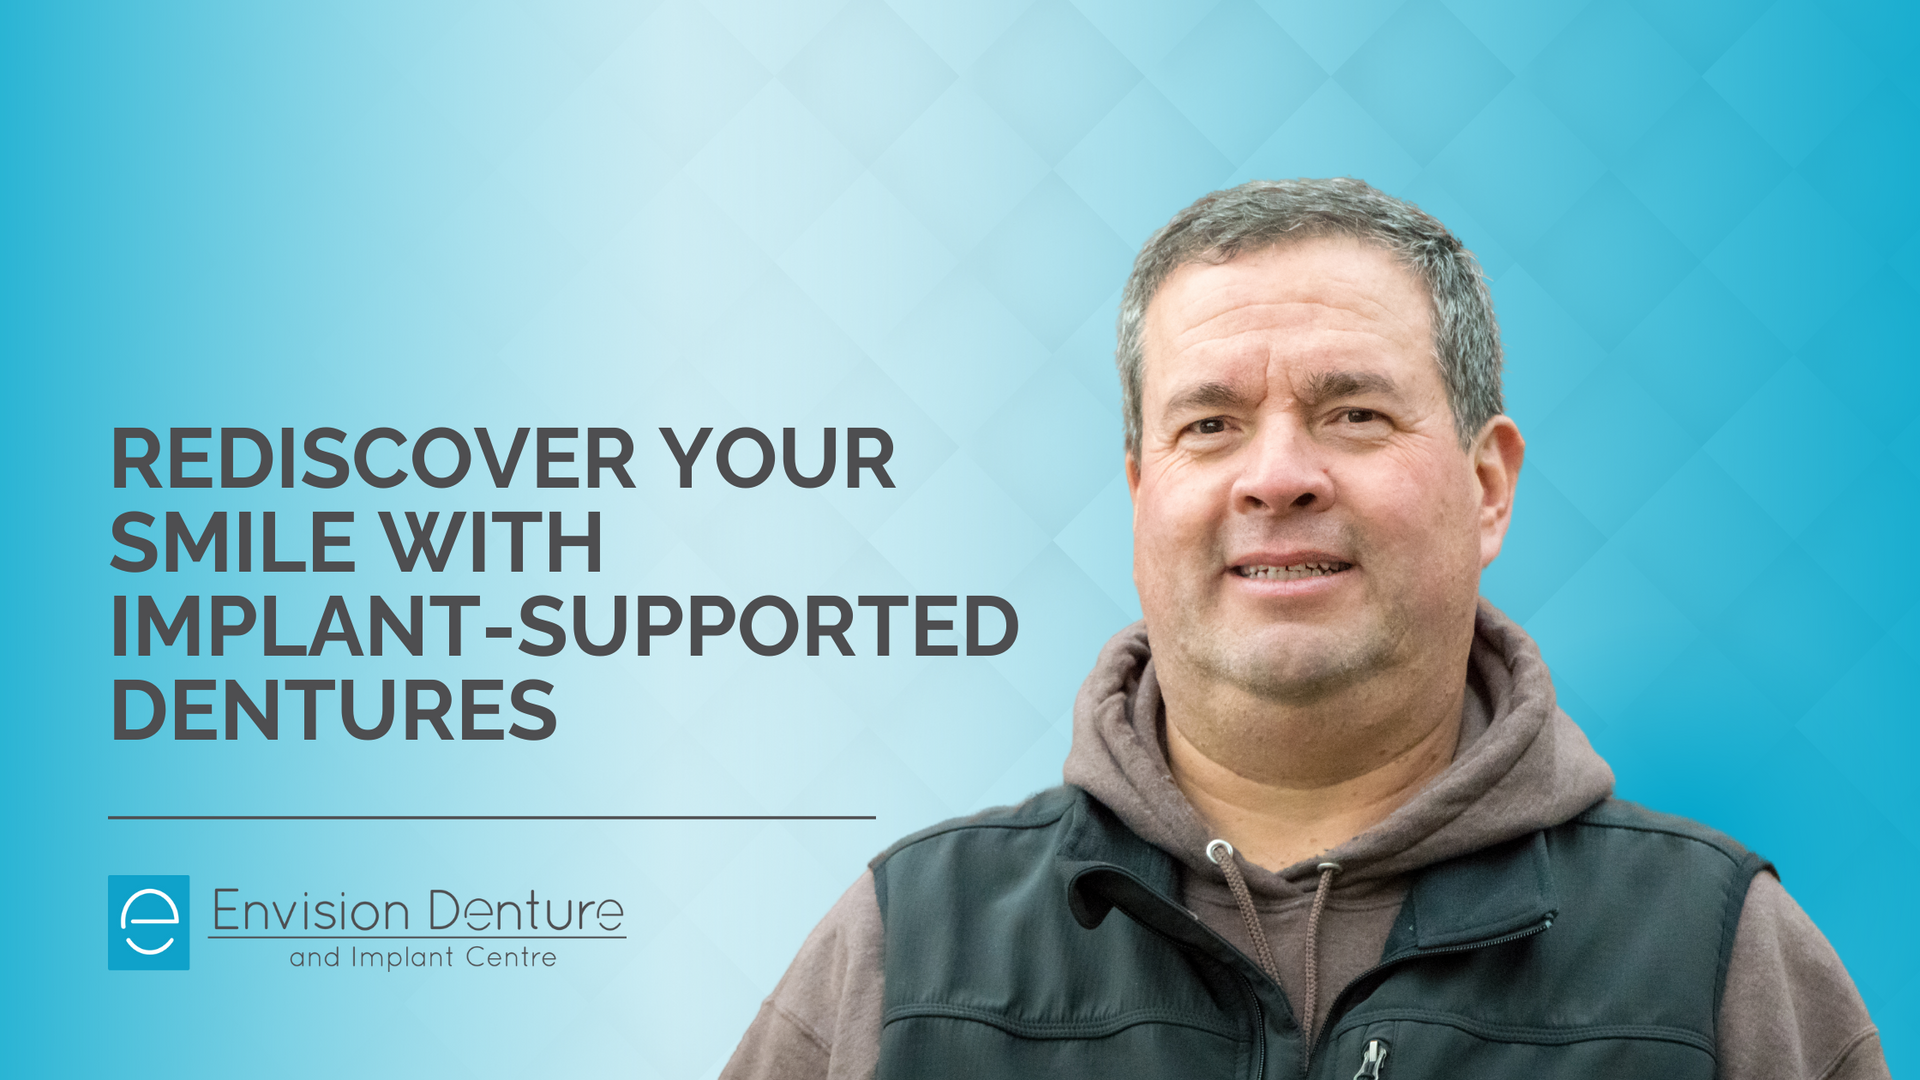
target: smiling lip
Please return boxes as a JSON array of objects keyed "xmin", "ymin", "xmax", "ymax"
[{"xmin": 1229, "ymin": 552, "xmax": 1356, "ymax": 581}]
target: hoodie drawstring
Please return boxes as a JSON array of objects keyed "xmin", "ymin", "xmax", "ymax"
[
  {"xmin": 1303, "ymin": 860, "xmax": 1341, "ymax": 1054},
  {"xmin": 1204, "ymin": 841, "xmax": 1343, "ymax": 1062},
  {"xmin": 1205, "ymin": 839, "xmax": 1278, "ymax": 982}
]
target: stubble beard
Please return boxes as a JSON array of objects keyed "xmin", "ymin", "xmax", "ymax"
[{"xmin": 1163, "ymin": 589, "xmax": 1413, "ymax": 708}]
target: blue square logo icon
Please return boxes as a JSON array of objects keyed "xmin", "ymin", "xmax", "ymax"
[{"xmin": 108, "ymin": 876, "xmax": 189, "ymax": 970}]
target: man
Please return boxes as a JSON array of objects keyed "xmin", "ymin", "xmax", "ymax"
[{"xmin": 722, "ymin": 179, "xmax": 1886, "ymax": 1079}]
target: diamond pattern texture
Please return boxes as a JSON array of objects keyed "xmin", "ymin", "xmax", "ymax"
[{"xmin": 11, "ymin": 1, "xmax": 1918, "ymax": 1077}]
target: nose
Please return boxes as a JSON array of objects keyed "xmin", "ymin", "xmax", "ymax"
[{"xmin": 1229, "ymin": 419, "xmax": 1333, "ymax": 514}]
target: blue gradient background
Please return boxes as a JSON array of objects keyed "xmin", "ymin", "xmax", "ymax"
[{"xmin": 5, "ymin": 1, "xmax": 1916, "ymax": 1075}]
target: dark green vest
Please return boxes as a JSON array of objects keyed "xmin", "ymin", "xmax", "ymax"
[{"xmin": 870, "ymin": 786, "xmax": 1766, "ymax": 1080}]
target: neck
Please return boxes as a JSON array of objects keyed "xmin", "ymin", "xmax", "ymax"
[{"xmin": 1161, "ymin": 661, "xmax": 1466, "ymax": 872}]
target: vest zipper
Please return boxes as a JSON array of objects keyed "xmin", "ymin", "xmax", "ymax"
[
  {"xmin": 1234, "ymin": 968, "xmax": 1268, "ymax": 1080},
  {"xmin": 1351, "ymin": 1039, "xmax": 1388, "ymax": 1079},
  {"xmin": 1313, "ymin": 916, "xmax": 1553, "ymax": 1065}
]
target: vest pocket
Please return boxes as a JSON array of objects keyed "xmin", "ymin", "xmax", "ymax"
[
  {"xmin": 877, "ymin": 1011, "xmax": 1247, "ymax": 1080},
  {"xmin": 1321, "ymin": 1014, "xmax": 1716, "ymax": 1078}
]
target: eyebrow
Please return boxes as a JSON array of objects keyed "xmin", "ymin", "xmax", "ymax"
[
  {"xmin": 1160, "ymin": 370, "xmax": 1402, "ymax": 418},
  {"xmin": 1161, "ymin": 380, "xmax": 1254, "ymax": 416},
  {"xmin": 1299, "ymin": 370, "xmax": 1400, "ymax": 407}
]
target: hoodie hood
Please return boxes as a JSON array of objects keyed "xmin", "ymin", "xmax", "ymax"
[{"xmin": 1064, "ymin": 599, "xmax": 1614, "ymax": 898}]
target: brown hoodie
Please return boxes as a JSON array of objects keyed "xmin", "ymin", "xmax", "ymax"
[{"xmin": 721, "ymin": 603, "xmax": 1887, "ymax": 1080}]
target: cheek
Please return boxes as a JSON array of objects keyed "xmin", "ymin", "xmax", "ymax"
[
  {"xmin": 1132, "ymin": 475, "xmax": 1223, "ymax": 569},
  {"xmin": 1351, "ymin": 457, "xmax": 1480, "ymax": 564}
]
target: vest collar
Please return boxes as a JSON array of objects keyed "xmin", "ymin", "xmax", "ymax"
[
  {"xmin": 1058, "ymin": 788, "xmax": 1560, "ymax": 960},
  {"xmin": 1383, "ymin": 830, "xmax": 1558, "ymax": 956}
]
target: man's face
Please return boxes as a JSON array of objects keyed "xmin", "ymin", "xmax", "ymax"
[{"xmin": 1128, "ymin": 238, "xmax": 1516, "ymax": 705}]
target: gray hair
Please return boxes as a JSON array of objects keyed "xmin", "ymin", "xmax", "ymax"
[{"xmin": 1116, "ymin": 178, "xmax": 1503, "ymax": 455}]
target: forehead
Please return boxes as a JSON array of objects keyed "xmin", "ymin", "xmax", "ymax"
[{"xmin": 1141, "ymin": 238, "xmax": 1436, "ymax": 388}]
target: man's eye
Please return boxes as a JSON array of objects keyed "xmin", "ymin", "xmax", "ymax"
[
  {"xmin": 1192, "ymin": 417, "xmax": 1227, "ymax": 434},
  {"xmin": 1343, "ymin": 409, "xmax": 1379, "ymax": 424}
]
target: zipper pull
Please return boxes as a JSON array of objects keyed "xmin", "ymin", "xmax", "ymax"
[{"xmin": 1352, "ymin": 1039, "xmax": 1388, "ymax": 1080}]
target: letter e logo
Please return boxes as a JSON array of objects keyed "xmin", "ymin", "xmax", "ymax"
[{"xmin": 108, "ymin": 876, "xmax": 190, "ymax": 970}]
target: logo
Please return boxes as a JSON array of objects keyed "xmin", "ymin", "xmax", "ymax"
[{"xmin": 108, "ymin": 876, "xmax": 190, "ymax": 970}]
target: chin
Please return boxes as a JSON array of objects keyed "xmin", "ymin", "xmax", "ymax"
[{"xmin": 1189, "ymin": 622, "xmax": 1395, "ymax": 703}]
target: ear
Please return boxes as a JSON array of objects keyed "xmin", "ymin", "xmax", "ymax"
[
  {"xmin": 1125, "ymin": 451, "xmax": 1141, "ymax": 528},
  {"xmin": 1472, "ymin": 416, "xmax": 1525, "ymax": 569}
]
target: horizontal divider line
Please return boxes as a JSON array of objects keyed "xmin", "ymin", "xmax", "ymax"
[
  {"xmin": 208, "ymin": 935, "xmax": 626, "ymax": 940},
  {"xmin": 110, "ymin": 815, "xmax": 877, "ymax": 821}
]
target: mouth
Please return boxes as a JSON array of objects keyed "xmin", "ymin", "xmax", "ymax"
[{"xmin": 1232, "ymin": 560, "xmax": 1354, "ymax": 580}]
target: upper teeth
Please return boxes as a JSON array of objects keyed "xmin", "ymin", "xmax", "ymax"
[{"xmin": 1239, "ymin": 562, "xmax": 1349, "ymax": 579}]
